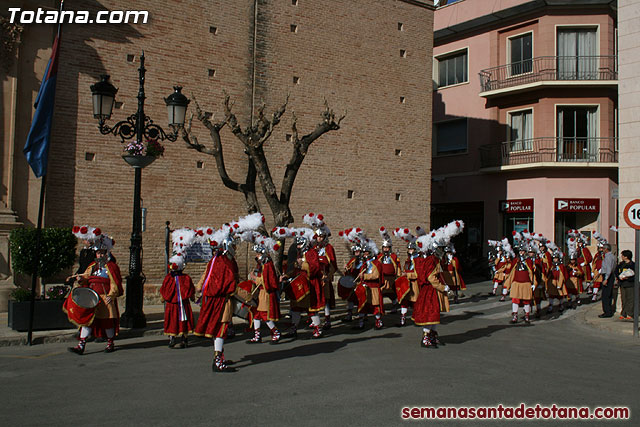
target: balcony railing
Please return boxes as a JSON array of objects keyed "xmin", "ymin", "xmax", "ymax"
[
  {"xmin": 479, "ymin": 56, "xmax": 617, "ymax": 93},
  {"xmin": 479, "ymin": 137, "xmax": 618, "ymax": 169}
]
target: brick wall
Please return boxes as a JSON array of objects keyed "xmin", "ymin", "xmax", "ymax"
[{"xmin": 32, "ymin": 0, "xmax": 434, "ymax": 288}]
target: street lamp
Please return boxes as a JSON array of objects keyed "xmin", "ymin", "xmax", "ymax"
[{"xmin": 90, "ymin": 52, "xmax": 189, "ymax": 328}]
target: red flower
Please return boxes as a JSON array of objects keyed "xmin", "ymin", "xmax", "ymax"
[
  {"xmin": 206, "ymin": 228, "xmax": 213, "ymax": 235},
  {"xmin": 273, "ymin": 244, "xmax": 281, "ymax": 251},
  {"xmin": 279, "ymin": 229, "xmax": 286, "ymax": 235},
  {"xmin": 93, "ymin": 228, "xmax": 101, "ymax": 235},
  {"xmin": 380, "ymin": 227, "xmax": 385, "ymax": 232},
  {"xmin": 179, "ymin": 236, "xmax": 183, "ymax": 240},
  {"xmin": 170, "ymin": 263, "xmax": 178, "ymax": 270},
  {"xmin": 431, "ymin": 232, "xmax": 436, "ymax": 237},
  {"xmin": 404, "ymin": 228, "xmax": 409, "ymax": 234},
  {"xmin": 233, "ymin": 223, "xmax": 239, "ymax": 229},
  {"xmin": 418, "ymin": 242, "xmax": 423, "ymax": 248},
  {"xmin": 196, "ymin": 230, "xmax": 204, "ymax": 236},
  {"xmin": 309, "ymin": 212, "xmax": 314, "ymax": 217},
  {"xmin": 261, "ymin": 215, "xmax": 265, "ymax": 223},
  {"xmin": 338, "ymin": 231, "xmax": 344, "ymax": 237},
  {"xmin": 209, "ymin": 240, "xmax": 217, "ymax": 247},
  {"xmin": 395, "ymin": 228, "xmax": 400, "ymax": 232},
  {"xmin": 523, "ymin": 229, "xmax": 528, "ymax": 233},
  {"xmin": 72, "ymin": 226, "xmax": 80, "ymax": 233},
  {"xmin": 356, "ymin": 228, "xmax": 362, "ymax": 233},
  {"xmin": 456, "ymin": 221, "xmax": 461, "ymax": 228},
  {"xmin": 512, "ymin": 231, "xmax": 517, "ymax": 236},
  {"xmin": 317, "ymin": 214, "xmax": 324, "ymax": 221},
  {"xmin": 80, "ymin": 226, "xmax": 88, "ymax": 234},
  {"xmin": 271, "ymin": 227, "xmax": 277, "ymax": 233}
]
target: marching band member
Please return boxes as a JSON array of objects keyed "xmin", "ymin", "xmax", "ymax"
[
  {"xmin": 355, "ymin": 240, "xmax": 385, "ymax": 330},
  {"xmin": 443, "ymin": 245, "xmax": 466, "ymax": 304},
  {"xmin": 247, "ymin": 241, "xmax": 282, "ymax": 344},
  {"xmin": 503, "ymin": 233, "xmax": 534, "ymax": 324},
  {"xmin": 488, "ymin": 239, "xmax": 513, "ymax": 300},
  {"xmin": 377, "ymin": 227, "xmax": 401, "ymax": 313},
  {"xmin": 528, "ymin": 247, "xmax": 545, "ymax": 319},
  {"xmin": 575, "ymin": 232, "xmax": 593, "ymax": 294},
  {"xmin": 546, "ymin": 250, "xmax": 568, "ymax": 314},
  {"xmin": 413, "ymin": 221, "xmax": 462, "ymax": 348},
  {"xmin": 565, "ymin": 255, "xmax": 584, "ymax": 309},
  {"xmin": 399, "ymin": 241, "xmax": 420, "ymax": 326},
  {"xmin": 66, "ymin": 230, "xmax": 123, "ymax": 355},
  {"xmin": 161, "ymin": 255, "xmax": 195, "ymax": 348},
  {"xmin": 160, "ymin": 228, "xmax": 197, "ymax": 349},
  {"xmin": 340, "ymin": 241, "xmax": 363, "ymax": 322}
]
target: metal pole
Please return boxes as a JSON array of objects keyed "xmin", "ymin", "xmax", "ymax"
[
  {"xmin": 120, "ymin": 52, "xmax": 147, "ymax": 329},
  {"xmin": 27, "ymin": 175, "xmax": 47, "ymax": 345},
  {"xmin": 165, "ymin": 221, "xmax": 171, "ymax": 275},
  {"xmin": 634, "ymin": 229, "xmax": 639, "ymax": 338}
]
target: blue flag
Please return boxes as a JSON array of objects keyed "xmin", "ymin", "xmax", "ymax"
[{"xmin": 23, "ymin": 34, "xmax": 60, "ymax": 178}]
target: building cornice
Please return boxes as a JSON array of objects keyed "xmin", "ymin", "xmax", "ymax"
[
  {"xmin": 435, "ymin": 0, "xmax": 616, "ymax": 45},
  {"xmin": 399, "ymin": 0, "xmax": 436, "ymax": 11}
]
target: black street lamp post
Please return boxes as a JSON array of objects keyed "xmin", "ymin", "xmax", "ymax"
[{"xmin": 90, "ymin": 52, "xmax": 189, "ymax": 328}]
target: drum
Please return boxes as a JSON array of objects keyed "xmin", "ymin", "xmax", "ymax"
[
  {"xmin": 235, "ymin": 280, "xmax": 257, "ymax": 303},
  {"xmin": 351, "ymin": 284, "xmax": 371, "ymax": 312},
  {"xmin": 394, "ymin": 275, "xmax": 410, "ymax": 302},
  {"xmin": 63, "ymin": 287, "xmax": 100, "ymax": 327},
  {"xmin": 285, "ymin": 274, "xmax": 310, "ymax": 303},
  {"xmin": 232, "ymin": 295, "xmax": 256, "ymax": 319},
  {"xmin": 337, "ymin": 276, "xmax": 356, "ymax": 300}
]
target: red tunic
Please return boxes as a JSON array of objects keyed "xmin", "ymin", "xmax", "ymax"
[
  {"xmin": 577, "ymin": 247, "xmax": 593, "ymax": 281},
  {"xmin": 304, "ymin": 248, "xmax": 325, "ymax": 312},
  {"xmin": 445, "ymin": 256, "xmax": 467, "ymax": 291},
  {"xmin": 318, "ymin": 243, "xmax": 337, "ymax": 309},
  {"xmin": 250, "ymin": 260, "xmax": 281, "ymax": 321},
  {"xmin": 194, "ymin": 255, "xmax": 237, "ymax": 338},
  {"xmin": 412, "ymin": 255, "xmax": 444, "ymax": 326},
  {"xmin": 160, "ymin": 272, "xmax": 195, "ymax": 336}
]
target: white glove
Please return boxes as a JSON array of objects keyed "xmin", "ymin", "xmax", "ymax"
[
  {"xmin": 444, "ymin": 285, "xmax": 450, "ymax": 292},
  {"xmin": 580, "ymin": 263, "xmax": 585, "ymax": 267},
  {"xmin": 531, "ymin": 285, "xmax": 536, "ymax": 291}
]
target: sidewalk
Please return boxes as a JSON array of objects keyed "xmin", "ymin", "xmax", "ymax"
[
  {"xmin": 0, "ymin": 303, "xmax": 247, "ymax": 347},
  {"xmin": 578, "ymin": 296, "xmax": 640, "ymax": 337}
]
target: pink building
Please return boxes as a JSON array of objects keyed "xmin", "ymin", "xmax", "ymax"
[{"xmin": 432, "ymin": 0, "xmax": 618, "ymax": 267}]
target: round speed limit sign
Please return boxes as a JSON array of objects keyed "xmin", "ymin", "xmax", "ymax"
[{"xmin": 623, "ymin": 199, "xmax": 640, "ymax": 230}]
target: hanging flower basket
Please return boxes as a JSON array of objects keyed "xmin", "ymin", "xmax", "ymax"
[{"xmin": 122, "ymin": 155, "xmax": 157, "ymax": 168}]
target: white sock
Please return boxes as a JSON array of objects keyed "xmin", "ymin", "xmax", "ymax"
[
  {"xmin": 311, "ymin": 315, "xmax": 321, "ymax": 327},
  {"xmin": 324, "ymin": 305, "xmax": 330, "ymax": 316},
  {"xmin": 493, "ymin": 282, "xmax": 499, "ymax": 290},
  {"xmin": 214, "ymin": 337, "xmax": 224, "ymax": 352},
  {"xmin": 291, "ymin": 311, "xmax": 301, "ymax": 326},
  {"xmin": 105, "ymin": 328, "xmax": 114, "ymax": 339},
  {"xmin": 524, "ymin": 304, "xmax": 531, "ymax": 313},
  {"xmin": 401, "ymin": 307, "xmax": 408, "ymax": 315},
  {"xmin": 375, "ymin": 314, "xmax": 381, "ymax": 320},
  {"xmin": 502, "ymin": 288, "xmax": 508, "ymax": 295},
  {"xmin": 266, "ymin": 320, "xmax": 275, "ymax": 329},
  {"xmin": 512, "ymin": 303, "xmax": 519, "ymax": 312},
  {"xmin": 423, "ymin": 327, "xmax": 430, "ymax": 334},
  {"xmin": 253, "ymin": 319, "xmax": 261, "ymax": 330},
  {"xmin": 80, "ymin": 327, "xmax": 91, "ymax": 339}
]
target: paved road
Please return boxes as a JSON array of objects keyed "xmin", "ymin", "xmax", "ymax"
[{"xmin": 1, "ymin": 281, "xmax": 638, "ymax": 426}]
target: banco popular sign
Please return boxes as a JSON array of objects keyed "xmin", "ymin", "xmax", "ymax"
[{"xmin": 554, "ymin": 198, "xmax": 600, "ymax": 213}]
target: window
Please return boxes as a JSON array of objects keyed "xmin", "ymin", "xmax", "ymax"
[
  {"xmin": 434, "ymin": 119, "xmax": 467, "ymax": 155},
  {"xmin": 508, "ymin": 109, "xmax": 533, "ymax": 151},
  {"xmin": 557, "ymin": 28, "xmax": 597, "ymax": 80},
  {"xmin": 557, "ymin": 106, "xmax": 598, "ymax": 161},
  {"xmin": 436, "ymin": 50, "xmax": 468, "ymax": 88},
  {"xmin": 509, "ymin": 33, "xmax": 532, "ymax": 76}
]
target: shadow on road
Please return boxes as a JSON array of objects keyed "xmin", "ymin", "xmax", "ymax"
[
  {"xmin": 441, "ymin": 323, "xmax": 533, "ymax": 345},
  {"xmin": 233, "ymin": 332, "xmax": 401, "ymax": 368},
  {"xmin": 440, "ymin": 311, "xmax": 486, "ymax": 324}
]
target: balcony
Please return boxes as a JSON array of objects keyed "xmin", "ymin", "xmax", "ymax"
[
  {"xmin": 478, "ymin": 56, "xmax": 617, "ymax": 97},
  {"xmin": 479, "ymin": 137, "xmax": 618, "ymax": 170}
]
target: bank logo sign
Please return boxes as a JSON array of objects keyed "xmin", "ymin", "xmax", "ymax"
[{"xmin": 554, "ymin": 198, "xmax": 600, "ymax": 213}]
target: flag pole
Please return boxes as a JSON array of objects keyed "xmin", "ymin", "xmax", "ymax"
[{"xmin": 26, "ymin": 0, "xmax": 63, "ymax": 346}]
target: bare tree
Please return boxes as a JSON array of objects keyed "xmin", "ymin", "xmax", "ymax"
[{"xmin": 182, "ymin": 93, "xmax": 345, "ymax": 230}]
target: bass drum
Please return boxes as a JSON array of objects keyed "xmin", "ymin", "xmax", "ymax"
[{"xmin": 63, "ymin": 287, "xmax": 100, "ymax": 327}]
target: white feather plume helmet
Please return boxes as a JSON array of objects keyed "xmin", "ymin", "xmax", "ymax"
[
  {"xmin": 415, "ymin": 226, "xmax": 427, "ymax": 237},
  {"xmin": 593, "ymin": 231, "xmax": 608, "ymax": 246},
  {"xmin": 501, "ymin": 238, "xmax": 516, "ymax": 258},
  {"xmin": 379, "ymin": 226, "xmax": 393, "ymax": 247},
  {"xmin": 72, "ymin": 225, "xmax": 115, "ymax": 252},
  {"xmin": 337, "ymin": 227, "xmax": 378, "ymax": 254},
  {"xmin": 238, "ymin": 230, "xmax": 282, "ymax": 255},
  {"xmin": 168, "ymin": 255, "xmax": 185, "ymax": 271},
  {"xmin": 171, "ymin": 228, "xmax": 196, "ymax": 259},
  {"xmin": 270, "ymin": 226, "xmax": 315, "ymax": 242},
  {"xmin": 393, "ymin": 227, "xmax": 417, "ymax": 244},
  {"xmin": 566, "ymin": 235, "xmax": 578, "ymax": 259}
]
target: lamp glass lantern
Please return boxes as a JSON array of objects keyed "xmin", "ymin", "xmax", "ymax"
[
  {"xmin": 164, "ymin": 86, "xmax": 190, "ymax": 127},
  {"xmin": 90, "ymin": 75, "xmax": 118, "ymax": 120}
]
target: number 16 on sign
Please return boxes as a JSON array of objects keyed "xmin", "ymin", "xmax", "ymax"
[{"xmin": 623, "ymin": 199, "xmax": 640, "ymax": 338}]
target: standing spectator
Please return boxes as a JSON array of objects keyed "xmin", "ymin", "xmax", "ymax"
[
  {"xmin": 598, "ymin": 244, "xmax": 617, "ymax": 318},
  {"xmin": 615, "ymin": 250, "xmax": 635, "ymax": 320}
]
